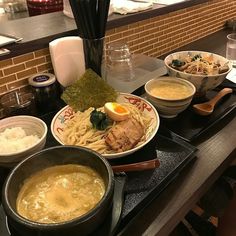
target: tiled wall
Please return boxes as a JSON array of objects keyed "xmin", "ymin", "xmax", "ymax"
[{"xmin": 0, "ymin": 0, "xmax": 235, "ymax": 97}]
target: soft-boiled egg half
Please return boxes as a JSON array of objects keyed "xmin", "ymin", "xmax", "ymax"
[{"xmin": 104, "ymin": 102, "xmax": 130, "ymax": 121}]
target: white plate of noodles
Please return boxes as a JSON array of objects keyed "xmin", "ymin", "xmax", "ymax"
[{"xmin": 51, "ymin": 93, "xmax": 160, "ymax": 159}]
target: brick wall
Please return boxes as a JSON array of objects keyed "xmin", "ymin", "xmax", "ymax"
[
  {"xmin": 0, "ymin": 49, "xmax": 52, "ymax": 95},
  {"xmin": 0, "ymin": 0, "xmax": 235, "ymax": 97}
]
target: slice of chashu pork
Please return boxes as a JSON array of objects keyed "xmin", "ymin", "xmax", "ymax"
[{"xmin": 105, "ymin": 117, "xmax": 144, "ymax": 152}]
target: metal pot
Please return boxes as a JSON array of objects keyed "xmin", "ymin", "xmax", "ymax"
[{"xmin": 2, "ymin": 146, "xmax": 114, "ymax": 236}]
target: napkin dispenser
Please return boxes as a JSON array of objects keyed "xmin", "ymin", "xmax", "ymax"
[{"xmin": 49, "ymin": 36, "xmax": 85, "ymax": 87}]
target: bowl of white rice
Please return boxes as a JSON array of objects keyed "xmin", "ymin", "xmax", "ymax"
[{"xmin": 0, "ymin": 116, "xmax": 47, "ymax": 167}]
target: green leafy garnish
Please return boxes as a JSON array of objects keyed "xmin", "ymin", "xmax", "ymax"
[
  {"xmin": 90, "ymin": 109, "xmax": 109, "ymax": 130},
  {"xmin": 192, "ymin": 54, "xmax": 202, "ymax": 61},
  {"xmin": 171, "ymin": 59, "xmax": 185, "ymax": 67},
  {"xmin": 61, "ymin": 69, "xmax": 118, "ymax": 112}
]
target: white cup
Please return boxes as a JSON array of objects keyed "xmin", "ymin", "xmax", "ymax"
[{"xmin": 226, "ymin": 33, "xmax": 236, "ymax": 67}]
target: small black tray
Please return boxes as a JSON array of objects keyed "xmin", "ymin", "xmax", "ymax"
[
  {"xmin": 134, "ymin": 79, "xmax": 236, "ymax": 143},
  {"xmin": 161, "ymin": 86, "xmax": 236, "ymax": 142},
  {"xmin": 0, "ymin": 123, "xmax": 197, "ymax": 236},
  {"xmin": 43, "ymin": 113, "xmax": 197, "ymax": 232},
  {"xmin": 116, "ymin": 127, "xmax": 197, "ymax": 231}
]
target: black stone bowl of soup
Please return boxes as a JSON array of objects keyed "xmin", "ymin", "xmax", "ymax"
[{"xmin": 2, "ymin": 146, "xmax": 114, "ymax": 236}]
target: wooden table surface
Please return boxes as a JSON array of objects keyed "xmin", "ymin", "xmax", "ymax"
[{"xmin": 118, "ymin": 28, "xmax": 236, "ymax": 236}]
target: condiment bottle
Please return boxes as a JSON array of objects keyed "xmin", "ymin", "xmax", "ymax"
[
  {"xmin": 28, "ymin": 73, "xmax": 60, "ymax": 114},
  {"xmin": 0, "ymin": 91, "xmax": 36, "ymax": 117}
]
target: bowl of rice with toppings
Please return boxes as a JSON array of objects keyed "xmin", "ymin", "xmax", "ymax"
[
  {"xmin": 0, "ymin": 115, "xmax": 47, "ymax": 167},
  {"xmin": 164, "ymin": 50, "xmax": 232, "ymax": 96}
]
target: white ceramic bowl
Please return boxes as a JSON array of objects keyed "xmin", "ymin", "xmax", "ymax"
[
  {"xmin": 145, "ymin": 76, "xmax": 196, "ymax": 118},
  {"xmin": 164, "ymin": 51, "xmax": 232, "ymax": 95},
  {"xmin": 51, "ymin": 93, "xmax": 160, "ymax": 159},
  {"xmin": 0, "ymin": 116, "xmax": 47, "ymax": 167}
]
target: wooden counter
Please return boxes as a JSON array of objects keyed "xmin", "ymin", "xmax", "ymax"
[{"xmin": 117, "ymin": 29, "xmax": 236, "ymax": 236}]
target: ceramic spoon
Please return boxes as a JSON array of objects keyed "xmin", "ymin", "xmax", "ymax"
[{"xmin": 193, "ymin": 88, "xmax": 233, "ymax": 116}]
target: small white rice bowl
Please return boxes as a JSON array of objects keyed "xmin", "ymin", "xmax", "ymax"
[
  {"xmin": 0, "ymin": 127, "xmax": 40, "ymax": 154},
  {"xmin": 0, "ymin": 116, "xmax": 47, "ymax": 167}
]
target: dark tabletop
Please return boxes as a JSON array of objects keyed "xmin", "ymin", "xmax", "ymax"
[{"xmin": 117, "ymin": 29, "xmax": 236, "ymax": 236}]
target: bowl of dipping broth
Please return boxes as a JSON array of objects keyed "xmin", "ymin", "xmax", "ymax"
[
  {"xmin": 2, "ymin": 146, "xmax": 114, "ymax": 236},
  {"xmin": 145, "ymin": 76, "xmax": 196, "ymax": 118}
]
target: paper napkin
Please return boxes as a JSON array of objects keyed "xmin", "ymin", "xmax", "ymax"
[
  {"xmin": 153, "ymin": 0, "xmax": 184, "ymax": 4},
  {"xmin": 112, "ymin": 0, "xmax": 153, "ymax": 15},
  {"xmin": 226, "ymin": 68, "xmax": 236, "ymax": 84}
]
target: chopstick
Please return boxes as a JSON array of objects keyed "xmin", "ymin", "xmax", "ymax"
[
  {"xmin": 78, "ymin": 0, "xmax": 93, "ymax": 38},
  {"xmin": 111, "ymin": 159, "xmax": 160, "ymax": 173},
  {"xmin": 84, "ymin": 0, "xmax": 96, "ymax": 39},
  {"xmin": 69, "ymin": 0, "xmax": 110, "ymax": 39},
  {"xmin": 98, "ymin": 0, "xmax": 110, "ymax": 38},
  {"xmin": 68, "ymin": 0, "xmax": 85, "ymax": 38},
  {"xmin": 69, "ymin": 0, "xmax": 110, "ymax": 75}
]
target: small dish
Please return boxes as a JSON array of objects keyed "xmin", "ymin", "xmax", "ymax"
[
  {"xmin": 0, "ymin": 115, "xmax": 47, "ymax": 167},
  {"xmin": 145, "ymin": 76, "xmax": 196, "ymax": 118}
]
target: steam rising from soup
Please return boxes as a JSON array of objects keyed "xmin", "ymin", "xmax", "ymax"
[{"xmin": 16, "ymin": 164, "xmax": 105, "ymax": 224}]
